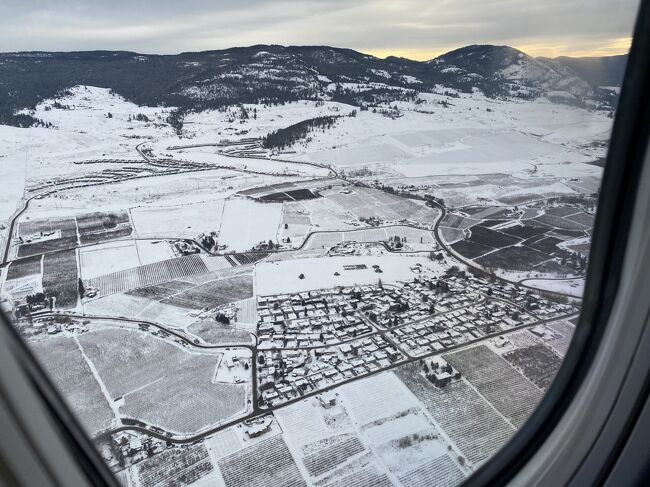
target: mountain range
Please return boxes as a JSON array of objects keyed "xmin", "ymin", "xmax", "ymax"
[{"xmin": 0, "ymin": 44, "xmax": 627, "ymax": 127}]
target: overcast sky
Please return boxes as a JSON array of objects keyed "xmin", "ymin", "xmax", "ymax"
[{"xmin": 0, "ymin": 0, "xmax": 640, "ymax": 59}]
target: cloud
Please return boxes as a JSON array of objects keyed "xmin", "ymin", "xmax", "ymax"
[{"xmin": 0, "ymin": 0, "xmax": 640, "ymax": 57}]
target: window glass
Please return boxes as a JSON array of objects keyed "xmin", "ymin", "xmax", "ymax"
[{"xmin": 0, "ymin": 1, "xmax": 640, "ymax": 485}]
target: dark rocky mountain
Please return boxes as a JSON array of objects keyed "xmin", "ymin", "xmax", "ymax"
[
  {"xmin": 553, "ymin": 54, "xmax": 628, "ymax": 87},
  {"xmin": 0, "ymin": 44, "xmax": 626, "ymax": 127}
]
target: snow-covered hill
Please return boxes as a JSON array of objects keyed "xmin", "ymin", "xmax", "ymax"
[{"xmin": 0, "ymin": 44, "xmax": 625, "ymax": 128}]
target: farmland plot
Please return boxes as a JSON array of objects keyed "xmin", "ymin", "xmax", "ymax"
[
  {"xmin": 503, "ymin": 344, "xmax": 562, "ymax": 390},
  {"xmin": 450, "ymin": 240, "xmax": 493, "ymax": 259},
  {"xmin": 534, "ymin": 213, "xmax": 588, "ymax": 231},
  {"xmin": 206, "ymin": 427, "xmax": 244, "ymax": 460},
  {"xmin": 274, "ymin": 398, "xmax": 342, "ymax": 448},
  {"xmin": 16, "ymin": 217, "xmax": 78, "ymax": 257},
  {"xmin": 78, "ymin": 328, "xmax": 247, "ymax": 434},
  {"xmin": 440, "ymin": 214, "xmax": 477, "ymax": 230},
  {"xmin": 467, "ymin": 226, "xmax": 520, "ymax": 248},
  {"xmin": 475, "ymin": 245, "xmax": 550, "ymax": 270},
  {"xmin": 29, "ymin": 336, "xmax": 114, "ymax": 436},
  {"xmin": 363, "ymin": 411, "xmax": 447, "ymax": 476},
  {"xmin": 304, "ymin": 232, "xmax": 344, "ymax": 250},
  {"xmin": 544, "ymin": 206, "xmax": 582, "ymax": 217},
  {"xmin": 43, "ymin": 249, "xmax": 78, "ymax": 308},
  {"xmin": 279, "ymin": 203, "xmax": 312, "ymax": 243},
  {"xmin": 338, "ymin": 373, "xmax": 416, "ymax": 425},
  {"xmin": 545, "ymin": 320, "xmax": 576, "ymax": 357},
  {"xmin": 217, "ymin": 435, "xmax": 306, "ymax": 487},
  {"xmin": 444, "ymin": 345, "xmax": 543, "ymax": 428},
  {"xmin": 395, "ymin": 363, "xmax": 515, "ymax": 465},
  {"xmin": 131, "ymin": 200, "xmax": 225, "ymax": 238},
  {"xmin": 161, "ymin": 274, "xmax": 253, "ymax": 309},
  {"xmin": 188, "ymin": 320, "xmax": 253, "ymax": 345},
  {"xmin": 398, "ymin": 454, "xmax": 466, "ymax": 487},
  {"xmin": 303, "ymin": 434, "xmax": 366, "ymax": 477},
  {"xmin": 525, "ymin": 236, "xmax": 564, "ymax": 254},
  {"xmin": 499, "ymin": 224, "xmax": 549, "ymax": 239},
  {"xmin": 80, "ymin": 240, "xmax": 177, "ymax": 279},
  {"xmin": 77, "ymin": 211, "xmax": 132, "ymax": 244},
  {"xmin": 85, "ymin": 254, "xmax": 208, "ymax": 297},
  {"xmin": 6, "ymin": 254, "xmax": 42, "ymax": 280},
  {"xmin": 326, "ymin": 187, "xmax": 439, "ymax": 224},
  {"xmin": 137, "ymin": 443, "xmax": 214, "ymax": 487},
  {"xmin": 439, "ymin": 227, "xmax": 465, "ymax": 244},
  {"xmin": 219, "ymin": 198, "xmax": 282, "ymax": 252},
  {"xmin": 127, "ymin": 279, "xmax": 196, "ymax": 301},
  {"xmin": 322, "ymin": 464, "xmax": 393, "ymax": 487},
  {"xmin": 4, "ymin": 256, "xmax": 43, "ymax": 300},
  {"xmin": 80, "ymin": 241, "xmax": 141, "ymax": 279},
  {"xmin": 565, "ymin": 211, "xmax": 595, "ymax": 227},
  {"xmin": 84, "ymin": 292, "xmax": 195, "ymax": 330}
]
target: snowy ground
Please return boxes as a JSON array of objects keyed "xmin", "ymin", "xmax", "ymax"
[{"xmin": 256, "ymin": 255, "xmax": 447, "ymax": 295}]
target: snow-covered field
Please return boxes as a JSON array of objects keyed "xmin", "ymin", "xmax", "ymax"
[
  {"xmin": 256, "ymin": 255, "xmax": 447, "ymax": 294},
  {"xmin": 218, "ymin": 198, "xmax": 283, "ymax": 251},
  {"xmin": 79, "ymin": 240, "xmax": 176, "ymax": 279}
]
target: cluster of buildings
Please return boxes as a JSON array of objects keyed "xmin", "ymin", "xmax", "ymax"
[
  {"xmin": 257, "ymin": 334, "xmax": 404, "ymax": 407},
  {"xmin": 254, "ymin": 267, "xmax": 577, "ymax": 407},
  {"xmin": 387, "ymin": 300, "xmax": 533, "ymax": 358},
  {"xmin": 257, "ymin": 290, "xmax": 376, "ymax": 349}
]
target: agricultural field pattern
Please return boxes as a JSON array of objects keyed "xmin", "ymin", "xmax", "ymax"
[{"xmin": 0, "ymin": 44, "xmax": 612, "ymax": 487}]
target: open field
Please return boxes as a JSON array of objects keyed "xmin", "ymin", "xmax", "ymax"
[
  {"xmin": 80, "ymin": 239, "xmax": 176, "ymax": 279},
  {"xmin": 444, "ymin": 345, "xmax": 543, "ymax": 428},
  {"xmin": 219, "ymin": 198, "xmax": 283, "ymax": 251},
  {"xmin": 80, "ymin": 241, "xmax": 138, "ymax": 279},
  {"xmin": 84, "ymin": 292, "xmax": 202, "ymax": 329},
  {"xmin": 303, "ymin": 225, "xmax": 436, "ymax": 251},
  {"xmin": 131, "ymin": 199, "xmax": 225, "ymax": 238},
  {"xmin": 29, "ymin": 336, "xmax": 114, "ymax": 436},
  {"xmin": 256, "ymin": 255, "xmax": 446, "ymax": 295},
  {"xmin": 78, "ymin": 327, "xmax": 248, "ymax": 434},
  {"xmin": 323, "ymin": 186, "xmax": 440, "ymax": 225}
]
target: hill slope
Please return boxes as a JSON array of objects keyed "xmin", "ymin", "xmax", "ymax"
[{"xmin": 0, "ymin": 44, "xmax": 625, "ymax": 127}]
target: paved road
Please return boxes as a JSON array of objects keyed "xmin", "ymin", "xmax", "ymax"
[{"xmin": 92, "ymin": 309, "xmax": 578, "ymax": 444}]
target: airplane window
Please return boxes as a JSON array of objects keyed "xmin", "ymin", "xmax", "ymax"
[{"xmin": 0, "ymin": 1, "xmax": 641, "ymax": 485}]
